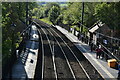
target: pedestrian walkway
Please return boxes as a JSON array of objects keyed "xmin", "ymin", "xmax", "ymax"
[{"xmin": 55, "ymin": 25, "xmax": 118, "ymax": 79}]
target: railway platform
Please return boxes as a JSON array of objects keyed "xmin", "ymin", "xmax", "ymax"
[
  {"xmin": 9, "ymin": 40, "xmax": 39, "ymax": 79},
  {"xmin": 55, "ymin": 25, "xmax": 118, "ymax": 79},
  {"xmin": 7, "ymin": 25, "xmax": 39, "ymax": 79}
]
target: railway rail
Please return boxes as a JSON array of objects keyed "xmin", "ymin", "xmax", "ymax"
[{"xmin": 33, "ymin": 19, "xmax": 104, "ymax": 80}]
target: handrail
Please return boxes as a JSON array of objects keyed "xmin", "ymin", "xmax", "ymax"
[
  {"xmin": 95, "ymin": 32, "xmax": 120, "ymax": 41},
  {"xmin": 78, "ymin": 22, "xmax": 120, "ymax": 62},
  {"xmin": 72, "ymin": 22, "xmax": 120, "ymax": 62},
  {"xmin": 19, "ymin": 21, "xmax": 33, "ymax": 37},
  {"xmin": 96, "ymin": 40, "xmax": 120, "ymax": 63}
]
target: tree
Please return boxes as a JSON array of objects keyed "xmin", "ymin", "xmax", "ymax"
[
  {"xmin": 56, "ymin": 14, "xmax": 63, "ymax": 25},
  {"xmin": 95, "ymin": 2, "xmax": 120, "ymax": 30},
  {"xmin": 48, "ymin": 6, "xmax": 60, "ymax": 25},
  {"xmin": 44, "ymin": 2, "xmax": 60, "ymax": 17},
  {"xmin": 2, "ymin": 2, "xmax": 37, "ymax": 77}
]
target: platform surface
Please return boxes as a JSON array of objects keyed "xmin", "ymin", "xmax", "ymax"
[
  {"xmin": 11, "ymin": 27, "xmax": 39, "ymax": 79},
  {"xmin": 55, "ymin": 25, "xmax": 118, "ymax": 79}
]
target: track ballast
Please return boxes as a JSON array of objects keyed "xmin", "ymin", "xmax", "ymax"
[{"xmin": 33, "ymin": 19, "xmax": 104, "ymax": 80}]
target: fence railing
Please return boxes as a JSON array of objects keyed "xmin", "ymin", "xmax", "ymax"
[{"xmin": 70, "ymin": 26, "xmax": 120, "ymax": 63}]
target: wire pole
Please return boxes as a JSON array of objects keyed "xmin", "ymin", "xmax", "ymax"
[
  {"xmin": 26, "ymin": 0, "xmax": 28, "ymax": 27},
  {"xmin": 81, "ymin": 2, "xmax": 84, "ymax": 33}
]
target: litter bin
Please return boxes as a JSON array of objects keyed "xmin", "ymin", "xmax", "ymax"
[{"xmin": 107, "ymin": 59, "xmax": 117, "ymax": 68}]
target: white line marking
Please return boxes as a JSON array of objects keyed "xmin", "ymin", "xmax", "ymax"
[
  {"xmin": 38, "ymin": 30, "xmax": 44, "ymax": 80},
  {"xmin": 79, "ymin": 44, "xmax": 115, "ymax": 78}
]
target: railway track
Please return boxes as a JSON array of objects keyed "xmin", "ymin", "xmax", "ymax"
[{"xmin": 33, "ymin": 19, "xmax": 104, "ymax": 80}]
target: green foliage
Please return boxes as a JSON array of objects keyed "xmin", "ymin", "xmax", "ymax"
[
  {"xmin": 2, "ymin": 38, "xmax": 12, "ymax": 56},
  {"xmin": 32, "ymin": 2, "xmax": 60, "ymax": 19},
  {"xmin": 95, "ymin": 2, "xmax": 120, "ymax": 30},
  {"xmin": 32, "ymin": 7, "xmax": 40, "ymax": 18},
  {"xmin": 40, "ymin": 17, "xmax": 52, "ymax": 24},
  {"xmin": 33, "ymin": 2, "xmax": 120, "ymax": 34},
  {"xmin": 59, "ymin": 3, "xmax": 68, "ymax": 7},
  {"xmin": 43, "ymin": 3, "xmax": 60, "ymax": 17},
  {"xmin": 62, "ymin": 3, "xmax": 81, "ymax": 26},
  {"xmin": 76, "ymin": 27, "xmax": 80, "ymax": 31},
  {"xmin": 83, "ymin": 3, "xmax": 98, "ymax": 27},
  {"xmin": 56, "ymin": 14, "xmax": 63, "ymax": 25},
  {"xmin": 2, "ymin": 2, "xmax": 37, "ymax": 66},
  {"xmin": 48, "ymin": 6, "xmax": 60, "ymax": 25},
  {"xmin": 62, "ymin": 3, "xmax": 99, "ymax": 27},
  {"xmin": 61, "ymin": 2, "xmax": 120, "ymax": 33}
]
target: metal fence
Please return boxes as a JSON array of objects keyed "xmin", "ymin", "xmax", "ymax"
[{"xmin": 70, "ymin": 25, "xmax": 120, "ymax": 63}]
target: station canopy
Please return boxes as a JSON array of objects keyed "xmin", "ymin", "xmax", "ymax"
[{"xmin": 89, "ymin": 25, "xmax": 99, "ymax": 33}]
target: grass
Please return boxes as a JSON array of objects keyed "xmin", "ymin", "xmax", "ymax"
[
  {"xmin": 32, "ymin": 16, "xmax": 37, "ymax": 19},
  {"xmin": 60, "ymin": 4, "xmax": 68, "ymax": 7},
  {"xmin": 39, "ymin": 17, "xmax": 53, "ymax": 25},
  {"xmin": 32, "ymin": 16, "xmax": 52, "ymax": 25}
]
